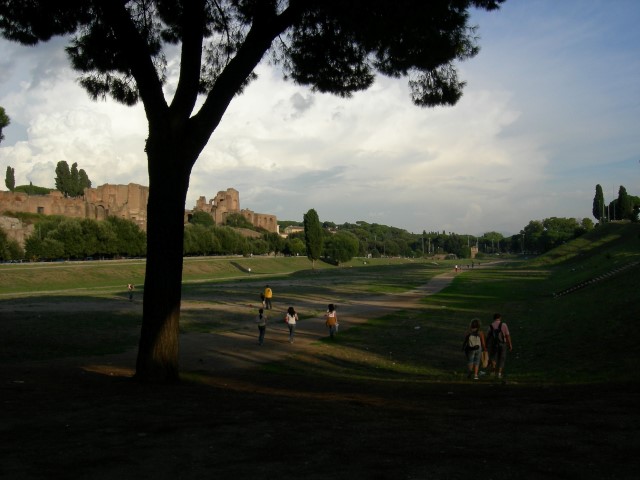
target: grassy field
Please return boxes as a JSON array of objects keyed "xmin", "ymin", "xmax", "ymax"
[
  {"xmin": 2, "ymin": 222, "xmax": 639, "ymax": 384},
  {"xmin": 2, "ymin": 224, "xmax": 639, "ymax": 479}
]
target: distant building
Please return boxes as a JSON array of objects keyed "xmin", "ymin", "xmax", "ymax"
[{"xmin": 282, "ymin": 225, "xmax": 305, "ymax": 237}]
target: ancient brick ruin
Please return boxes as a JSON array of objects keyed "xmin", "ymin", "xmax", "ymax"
[
  {"xmin": 0, "ymin": 184, "xmax": 278, "ymax": 247},
  {"xmin": 187, "ymin": 188, "xmax": 278, "ymax": 233}
]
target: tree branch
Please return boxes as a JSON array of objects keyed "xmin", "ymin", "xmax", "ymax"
[
  {"xmin": 188, "ymin": 2, "xmax": 305, "ymax": 156},
  {"xmin": 96, "ymin": 0, "xmax": 168, "ymax": 121},
  {"xmin": 169, "ymin": 0, "xmax": 205, "ymax": 118}
]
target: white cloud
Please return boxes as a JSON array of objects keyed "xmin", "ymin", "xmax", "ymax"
[{"xmin": 2, "ymin": 1, "xmax": 639, "ymax": 236}]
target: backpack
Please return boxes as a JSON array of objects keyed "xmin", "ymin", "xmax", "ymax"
[
  {"xmin": 487, "ymin": 321, "xmax": 504, "ymax": 350},
  {"xmin": 467, "ymin": 331, "xmax": 481, "ymax": 349},
  {"xmin": 463, "ymin": 330, "xmax": 481, "ymax": 351}
]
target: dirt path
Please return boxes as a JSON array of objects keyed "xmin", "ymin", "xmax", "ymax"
[{"xmin": 84, "ymin": 270, "xmax": 457, "ymax": 377}]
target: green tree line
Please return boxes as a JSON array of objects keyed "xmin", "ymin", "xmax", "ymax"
[
  {"xmin": 593, "ymin": 184, "xmax": 640, "ymax": 223},
  {"xmin": 8, "ymin": 182, "xmax": 633, "ymax": 264},
  {"xmin": 1, "ymin": 215, "xmax": 146, "ymax": 262}
]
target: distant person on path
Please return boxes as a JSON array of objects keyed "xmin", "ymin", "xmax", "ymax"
[
  {"xmin": 324, "ymin": 304, "xmax": 338, "ymax": 339},
  {"xmin": 255, "ymin": 308, "xmax": 268, "ymax": 345},
  {"xmin": 284, "ymin": 306, "xmax": 298, "ymax": 343},
  {"xmin": 462, "ymin": 318, "xmax": 487, "ymax": 380},
  {"xmin": 455, "ymin": 265, "xmax": 459, "ymax": 273},
  {"xmin": 127, "ymin": 283, "xmax": 134, "ymax": 301},
  {"xmin": 487, "ymin": 313, "xmax": 513, "ymax": 379},
  {"xmin": 263, "ymin": 285, "xmax": 273, "ymax": 310}
]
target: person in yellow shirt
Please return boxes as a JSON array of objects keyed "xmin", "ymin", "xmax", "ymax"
[{"xmin": 263, "ymin": 285, "xmax": 273, "ymax": 310}]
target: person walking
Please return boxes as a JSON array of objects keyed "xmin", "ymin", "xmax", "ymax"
[
  {"xmin": 263, "ymin": 285, "xmax": 273, "ymax": 310},
  {"xmin": 463, "ymin": 318, "xmax": 487, "ymax": 380},
  {"xmin": 324, "ymin": 304, "xmax": 338, "ymax": 339},
  {"xmin": 127, "ymin": 283, "xmax": 134, "ymax": 301},
  {"xmin": 255, "ymin": 308, "xmax": 268, "ymax": 345},
  {"xmin": 284, "ymin": 306, "xmax": 298, "ymax": 343},
  {"xmin": 486, "ymin": 313, "xmax": 513, "ymax": 379}
]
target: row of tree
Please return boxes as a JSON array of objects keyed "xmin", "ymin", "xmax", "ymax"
[
  {"xmin": 0, "ymin": 215, "xmax": 146, "ymax": 262},
  {"xmin": 592, "ymin": 184, "xmax": 640, "ymax": 222},
  {"xmin": 1, "ymin": 204, "xmax": 601, "ymax": 263},
  {"xmin": 54, "ymin": 161, "xmax": 92, "ymax": 197},
  {"xmin": 4, "ymin": 161, "xmax": 92, "ymax": 196},
  {"xmin": 186, "ymin": 209, "xmax": 358, "ymax": 263}
]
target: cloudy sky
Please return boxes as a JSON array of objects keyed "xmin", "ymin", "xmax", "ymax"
[{"xmin": 1, "ymin": 0, "xmax": 639, "ymax": 236}]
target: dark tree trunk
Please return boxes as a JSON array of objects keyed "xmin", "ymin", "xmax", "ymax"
[{"xmin": 134, "ymin": 130, "xmax": 193, "ymax": 383}]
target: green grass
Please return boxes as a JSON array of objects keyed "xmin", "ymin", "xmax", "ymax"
[
  {"xmin": 0, "ymin": 301, "xmax": 140, "ymax": 363},
  {"xmin": 264, "ymin": 224, "xmax": 640, "ymax": 385},
  {"xmin": 2, "ymin": 224, "xmax": 639, "ymax": 385}
]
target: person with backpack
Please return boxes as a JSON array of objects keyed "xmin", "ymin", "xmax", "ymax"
[
  {"xmin": 463, "ymin": 318, "xmax": 487, "ymax": 380},
  {"xmin": 486, "ymin": 313, "xmax": 513, "ymax": 379}
]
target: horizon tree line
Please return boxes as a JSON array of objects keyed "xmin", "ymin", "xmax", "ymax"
[{"xmin": 593, "ymin": 184, "xmax": 639, "ymax": 223}]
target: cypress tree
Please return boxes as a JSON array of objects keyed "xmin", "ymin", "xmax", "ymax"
[
  {"xmin": 618, "ymin": 186, "xmax": 633, "ymax": 220},
  {"xmin": 592, "ymin": 184, "xmax": 605, "ymax": 222},
  {"xmin": 5, "ymin": 165, "xmax": 15, "ymax": 192},
  {"xmin": 303, "ymin": 208, "xmax": 323, "ymax": 269},
  {"xmin": 54, "ymin": 161, "xmax": 71, "ymax": 197}
]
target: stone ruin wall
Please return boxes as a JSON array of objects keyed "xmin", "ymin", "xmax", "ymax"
[
  {"xmin": 0, "ymin": 183, "xmax": 149, "ymax": 230},
  {"xmin": 189, "ymin": 187, "xmax": 278, "ymax": 234},
  {"xmin": 1, "ymin": 184, "xmax": 277, "ymax": 247}
]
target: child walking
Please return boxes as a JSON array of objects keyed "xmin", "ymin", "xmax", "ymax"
[
  {"xmin": 255, "ymin": 308, "xmax": 268, "ymax": 345},
  {"xmin": 324, "ymin": 304, "xmax": 338, "ymax": 339}
]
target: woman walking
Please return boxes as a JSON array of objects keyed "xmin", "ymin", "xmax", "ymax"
[
  {"xmin": 284, "ymin": 306, "xmax": 298, "ymax": 343},
  {"xmin": 463, "ymin": 318, "xmax": 487, "ymax": 380}
]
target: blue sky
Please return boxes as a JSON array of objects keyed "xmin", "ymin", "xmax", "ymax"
[{"xmin": 1, "ymin": 0, "xmax": 639, "ymax": 236}]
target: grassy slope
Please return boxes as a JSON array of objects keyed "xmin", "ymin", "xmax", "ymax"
[
  {"xmin": 286, "ymin": 223, "xmax": 640, "ymax": 384},
  {"xmin": 427, "ymin": 223, "xmax": 640, "ymax": 383}
]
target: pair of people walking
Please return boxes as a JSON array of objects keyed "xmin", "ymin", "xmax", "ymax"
[
  {"xmin": 253, "ymin": 305, "xmax": 298, "ymax": 345},
  {"xmin": 463, "ymin": 313, "xmax": 513, "ymax": 380}
]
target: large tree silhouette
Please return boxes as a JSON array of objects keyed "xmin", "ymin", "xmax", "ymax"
[{"xmin": 0, "ymin": 0, "xmax": 505, "ymax": 382}]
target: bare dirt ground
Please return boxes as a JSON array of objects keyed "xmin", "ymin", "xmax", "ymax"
[{"xmin": 1, "ymin": 271, "xmax": 638, "ymax": 479}]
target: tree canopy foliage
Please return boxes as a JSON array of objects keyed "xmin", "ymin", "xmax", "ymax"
[
  {"xmin": 0, "ymin": 106, "xmax": 9, "ymax": 144},
  {"xmin": 54, "ymin": 161, "xmax": 92, "ymax": 197},
  {"xmin": 0, "ymin": 0, "xmax": 506, "ymax": 382},
  {"xmin": 4, "ymin": 166, "xmax": 15, "ymax": 192},
  {"xmin": 592, "ymin": 183, "xmax": 639, "ymax": 223},
  {"xmin": 0, "ymin": 226, "xmax": 23, "ymax": 261},
  {"xmin": 22, "ymin": 216, "xmax": 146, "ymax": 261},
  {"xmin": 592, "ymin": 184, "xmax": 605, "ymax": 221},
  {"xmin": 303, "ymin": 208, "xmax": 323, "ymax": 267}
]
